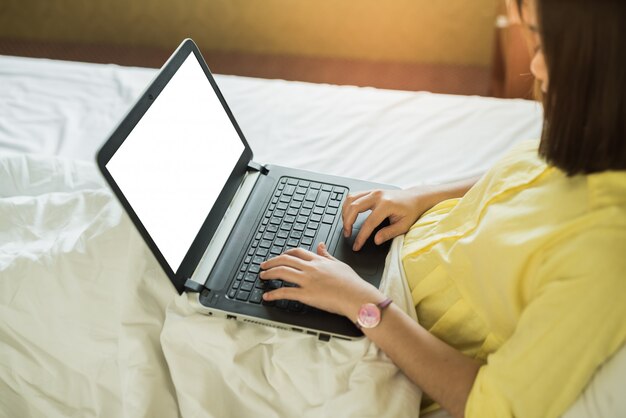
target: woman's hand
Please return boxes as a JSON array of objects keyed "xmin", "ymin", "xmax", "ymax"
[
  {"xmin": 260, "ymin": 243, "xmax": 384, "ymax": 320},
  {"xmin": 342, "ymin": 188, "xmax": 435, "ymax": 251},
  {"xmin": 343, "ymin": 177, "xmax": 481, "ymax": 252}
]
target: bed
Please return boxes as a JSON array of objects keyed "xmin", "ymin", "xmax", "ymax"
[{"xmin": 1, "ymin": 55, "xmax": 622, "ymax": 418}]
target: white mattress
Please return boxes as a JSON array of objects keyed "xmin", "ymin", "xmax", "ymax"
[{"xmin": 3, "ymin": 55, "xmax": 576, "ymax": 418}]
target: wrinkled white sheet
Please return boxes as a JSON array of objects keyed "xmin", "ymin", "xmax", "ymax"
[{"xmin": 0, "ymin": 153, "xmax": 420, "ymax": 417}]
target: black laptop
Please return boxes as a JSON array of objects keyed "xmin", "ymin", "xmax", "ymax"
[{"xmin": 96, "ymin": 39, "xmax": 398, "ymax": 340}]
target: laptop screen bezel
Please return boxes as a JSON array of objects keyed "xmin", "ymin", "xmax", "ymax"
[{"xmin": 96, "ymin": 39, "xmax": 254, "ymax": 293}]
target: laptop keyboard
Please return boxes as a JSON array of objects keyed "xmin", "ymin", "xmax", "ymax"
[{"xmin": 226, "ymin": 176, "xmax": 347, "ymax": 311}]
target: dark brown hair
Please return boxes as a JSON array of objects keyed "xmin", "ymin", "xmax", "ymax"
[{"xmin": 518, "ymin": 0, "xmax": 626, "ymax": 175}]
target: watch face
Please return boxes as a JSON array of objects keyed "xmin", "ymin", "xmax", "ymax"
[{"xmin": 357, "ymin": 303, "xmax": 381, "ymax": 329}]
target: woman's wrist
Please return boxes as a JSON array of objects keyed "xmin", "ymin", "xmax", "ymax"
[{"xmin": 341, "ymin": 286, "xmax": 387, "ymax": 322}]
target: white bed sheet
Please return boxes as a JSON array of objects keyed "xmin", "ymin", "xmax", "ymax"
[
  {"xmin": 17, "ymin": 55, "xmax": 626, "ymax": 418},
  {"xmin": 0, "ymin": 55, "xmax": 543, "ymax": 187}
]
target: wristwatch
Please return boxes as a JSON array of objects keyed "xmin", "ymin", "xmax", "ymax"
[{"xmin": 355, "ymin": 297, "xmax": 393, "ymax": 329}]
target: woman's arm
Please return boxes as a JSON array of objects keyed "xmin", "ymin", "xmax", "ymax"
[
  {"xmin": 260, "ymin": 246, "xmax": 482, "ymax": 418},
  {"xmin": 343, "ymin": 176, "xmax": 481, "ymax": 251}
]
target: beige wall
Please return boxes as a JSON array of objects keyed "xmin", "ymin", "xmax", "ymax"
[{"xmin": 1, "ymin": 0, "xmax": 499, "ymax": 67}]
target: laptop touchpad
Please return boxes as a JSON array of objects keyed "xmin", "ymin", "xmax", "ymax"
[{"xmin": 332, "ymin": 213, "xmax": 390, "ymax": 278}]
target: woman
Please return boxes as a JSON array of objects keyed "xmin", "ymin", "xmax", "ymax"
[{"xmin": 259, "ymin": 0, "xmax": 626, "ymax": 416}]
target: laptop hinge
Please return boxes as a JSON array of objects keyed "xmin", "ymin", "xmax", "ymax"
[
  {"xmin": 184, "ymin": 278, "xmax": 204, "ymax": 293},
  {"xmin": 248, "ymin": 161, "xmax": 268, "ymax": 175}
]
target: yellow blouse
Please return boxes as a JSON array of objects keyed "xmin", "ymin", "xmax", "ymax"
[{"xmin": 401, "ymin": 140, "xmax": 626, "ymax": 418}]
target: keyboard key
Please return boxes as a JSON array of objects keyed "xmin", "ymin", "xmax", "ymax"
[
  {"xmin": 288, "ymin": 301, "xmax": 303, "ymax": 312},
  {"xmin": 310, "ymin": 182, "xmax": 321, "ymax": 189},
  {"xmin": 241, "ymin": 281, "xmax": 254, "ymax": 292},
  {"xmin": 280, "ymin": 195, "xmax": 291, "ymax": 203},
  {"xmin": 250, "ymin": 289, "xmax": 264, "ymax": 304},
  {"xmin": 326, "ymin": 207, "xmax": 338, "ymax": 215},
  {"xmin": 301, "ymin": 236, "xmax": 313, "ymax": 245},
  {"xmin": 299, "ymin": 208, "xmax": 311, "ymax": 217},
  {"xmin": 270, "ymin": 245, "xmax": 283, "ymax": 255},
  {"xmin": 308, "ymin": 221, "xmax": 319, "ymax": 230},
  {"xmin": 252, "ymin": 256, "xmax": 265, "ymax": 264},
  {"xmin": 289, "ymin": 200, "xmax": 302, "ymax": 209},
  {"xmin": 268, "ymin": 280, "xmax": 283, "ymax": 289},
  {"xmin": 237, "ymin": 272, "xmax": 245, "ymax": 281},
  {"xmin": 277, "ymin": 202, "xmax": 288, "ymax": 210},
  {"xmin": 287, "ymin": 208, "xmax": 298, "ymax": 216},
  {"xmin": 244, "ymin": 273, "xmax": 257, "ymax": 282},
  {"xmin": 228, "ymin": 289, "xmax": 237, "ymax": 299},
  {"xmin": 311, "ymin": 213, "xmax": 322, "ymax": 222},
  {"xmin": 284, "ymin": 185, "xmax": 296, "ymax": 195},
  {"xmin": 296, "ymin": 186, "xmax": 308, "ymax": 195},
  {"xmin": 280, "ymin": 222, "xmax": 292, "ymax": 231},
  {"xmin": 313, "ymin": 207, "xmax": 324, "ymax": 215},
  {"xmin": 292, "ymin": 194, "xmax": 304, "ymax": 202},
  {"xmin": 270, "ymin": 217, "xmax": 282, "ymax": 225},
  {"xmin": 249, "ymin": 264, "xmax": 261, "ymax": 274},
  {"xmin": 300, "ymin": 180, "xmax": 310, "ymax": 187},
  {"xmin": 305, "ymin": 189, "xmax": 319, "ymax": 202},
  {"xmin": 284, "ymin": 215, "xmax": 296, "ymax": 223},
  {"xmin": 280, "ymin": 177, "xmax": 287, "ymax": 184},
  {"xmin": 318, "ymin": 191, "xmax": 331, "ymax": 206},
  {"xmin": 277, "ymin": 230, "xmax": 289, "ymax": 239},
  {"xmin": 263, "ymin": 232, "xmax": 276, "ymax": 241},
  {"xmin": 233, "ymin": 280, "xmax": 242, "ymax": 289},
  {"xmin": 254, "ymin": 278, "xmax": 265, "ymax": 289},
  {"xmin": 287, "ymin": 178, "xmax": 298, "ymax": 185},
  {"xmin": 313, "ymin": 223, "xmax": 332, "ymax": 249},
  {"xmin": 272, "ymin": 196, "xmax": 279, "ymax": 204},
  {"xmin": 293, "ymin": 223, "xmax": 306, "ymax": 231},
  {"xmin": 256, "ymin": 248, "xmax": 269, "ymax": 257},
  {"xmin": 267, "ymin": 224, "xmax": 279, "ymax": 233},
  {"xmin": 259, "ymin": 240, "xmax": 272, "ymax": 248},
  {"xmin": 275, "ymin": 238, "xmax": 286, "ymax": 247},
  {"xmin": 322, "ymin": 214, "xmax": 334, "ymax": 224},
  {"xmin": 236, "ymin": 290, "xmax": 250, "ymax": 301},
  {"xmin": 321, "ymin": 185, "xmax": 332, "ymax": 192},
  {"xmin": 296, "ymin": 215, "xmax": 308, "ymax": 224},
  {"xmin": 290, "ymin": 231, "xmax": 303, "ymax": 239},
  {"xmin": 240, "ymin": 263, "xmax": 249, "ymax": 272},
  {"xmin": 287, "ymin": 238, "xmax": 299, "ymax": 247},
  {"xmin": 304, "ymin": 229, "xmax": 316, "ymax": 238},
  {"xmin": 329, "ymin": 200, "xmax": 340, "ymax": 208},
  {"xmin": 302, "ymin": 201, "xmax": 314, "ymax": 209},
  {"xmin": 255, "ymin": 232, "xmax": 262, "ymax": 240},
  {"xmin": 274, "ymin": 209, "xmax": 285, "ymax": 218}
]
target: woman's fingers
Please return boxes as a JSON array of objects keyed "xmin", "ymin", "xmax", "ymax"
[
  {"xmin": 262, "ymin": 286, "xmax": 301, "ymax": 302},
  {"xmin": 261, "ymin": 251, "xmax": 312, "ymax": 272},
  {"xmin": 341, "ymin": 191, "xmax": 379, "ymax": 238},
  {"xmin": 260, "ymin": 265, "xmax": 304, "ymax": 284},
  {"xmin": 352, "ymin": 209, "xmax": 387, "ymax": 251}
]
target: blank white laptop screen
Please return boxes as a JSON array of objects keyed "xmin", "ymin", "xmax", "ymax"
[{"xmin": 106, "ymin": 53, "xmax": 245, "ymax": 272}]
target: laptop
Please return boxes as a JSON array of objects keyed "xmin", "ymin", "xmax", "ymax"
[{"xmin": 96, "ymin": 39, "xmax": 398, "ymax": 341}]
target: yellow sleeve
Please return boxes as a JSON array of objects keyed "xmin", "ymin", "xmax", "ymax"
[{"xmin": 465, "ymin": 227, "xmax": 626, "ymax": 418}]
